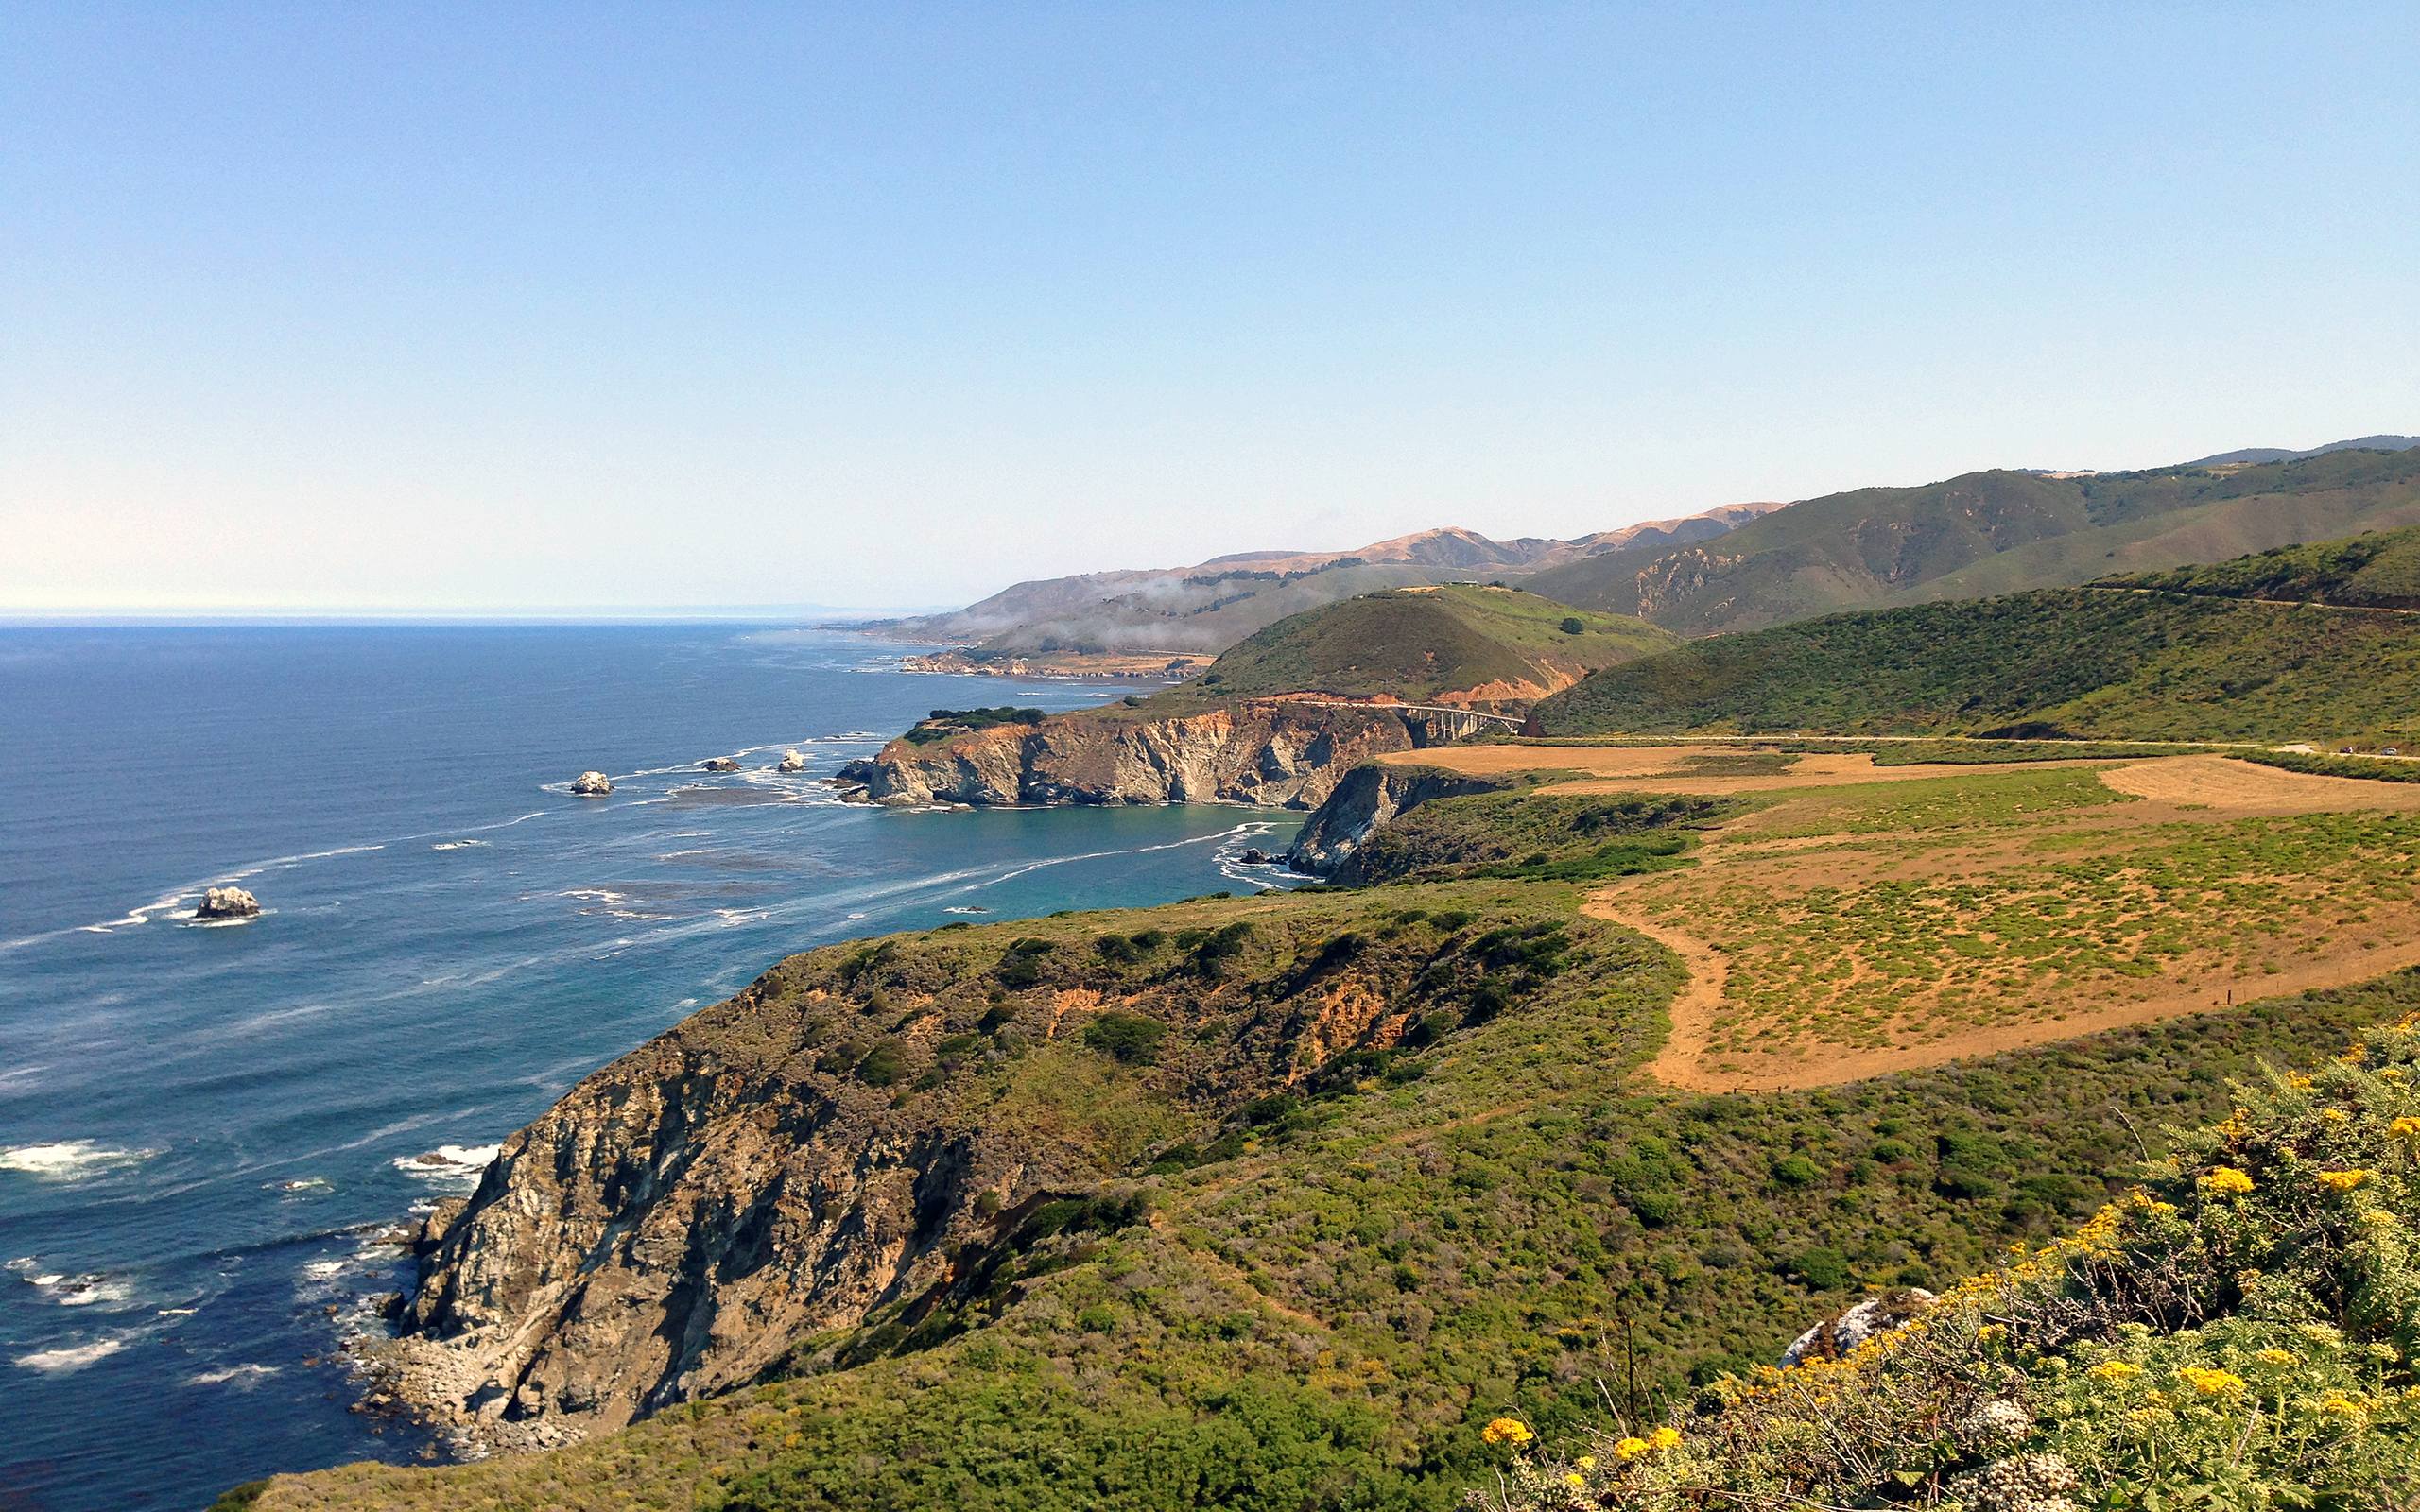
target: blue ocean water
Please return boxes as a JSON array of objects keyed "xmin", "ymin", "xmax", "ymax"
[{"xmin": 0, "ymin": 625, "xmax": 1294, "ymax": 1512}]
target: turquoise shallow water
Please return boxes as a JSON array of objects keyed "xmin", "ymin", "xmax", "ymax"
[{"xmin": 0, "ymin": 625, "xmax": 1294, "ymax": 1511}]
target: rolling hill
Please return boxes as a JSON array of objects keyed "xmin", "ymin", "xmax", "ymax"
[
  {"xmin": 2183, "ymin": 432, "xmax": 2419, "ymax": 467},
  {"xmin": 856, "ymin": 506, "xmax": 1780, "ymax": 657},
  {"xmin": 2093, "ymin": 522, "xmax": 2420, "ymax": 610},
  {"xmin": 1153, "ymin": 584, "xmax": 1679, "ymax": 707},
  {"xmin": 1519, "ymin": 446, "xmax": 2420, "ymax": 637},
  {"xmin": 1531, "ymin": 530, "xmax": 2420, "ymax": 742}
]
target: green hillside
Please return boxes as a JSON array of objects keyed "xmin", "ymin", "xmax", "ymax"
[
  {"xmin": 2095, "ymin": 522, "xmax": 2420, "ymax": 610},
  {"xmin": 1150, "ymin": 584, "xmax": 1677, "ymax": 706},
  {"xmin": 1521, "ymin": 448, "xmax": 2420, "ymax": 636},
  {"xmin": 1489, "ymin": 1018, "xmax": 2420, "ymax": 1511},
  {"xmin": 1533, "ymin": 567, "xmax": 2420, "ymax": 743},
  {"xmin": 244, "ymin": 759, "xmax": 2420, "ymax": 1512}
]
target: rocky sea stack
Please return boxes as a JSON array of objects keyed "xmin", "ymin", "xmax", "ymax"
[
  {"xmin": 195, "ymin": 885, "xmax": 261, "ymax": 919},
  {"xmin": 775, "ymin": 749, "xmax": 806, "ymax": 773},
  {"xmin": 569, "ymin": 771, "xmax": 614, "ymax": 797},
  {"xmin": 700, "ymin": 756, "xmax": 741, "ymax": 772}
]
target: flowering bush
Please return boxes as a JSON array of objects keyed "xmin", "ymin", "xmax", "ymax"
[{"xmin": 1474, "ymin": 1017, "xmax": 2420, "ymax": 1510}]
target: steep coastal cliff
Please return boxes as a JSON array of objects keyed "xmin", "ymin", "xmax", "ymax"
[
  {"xmin": 1282, "ymin": 762, "xmax": 1510, "ymax": 878},
  {"xmin": 376, "ymin": 892, "xmax": 1481, "ymax": 1449},
  {"xmin": 834, "ymin": 699, "xmax": 1497, "ymax": 809}
]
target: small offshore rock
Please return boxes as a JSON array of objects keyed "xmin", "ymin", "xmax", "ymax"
[
  {"xmin": 196, "ymin": 885, "xmax": 262, "ymax": 919},
  {"xmin": 1237, "ymin": 847, "xmax": 1273, "ymax": 866},
  {"xmin": 569, "ymin": 770, "xmax": 614, "ymax": 797},
  {"xmin": 700, "ymin": 756, "xmax": 741, "ymax": 772},
  {"xmin": 776, "ymin": 749, "xmax": 806, "ymax": 773}
]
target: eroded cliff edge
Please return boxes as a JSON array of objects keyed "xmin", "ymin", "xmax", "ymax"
[
  {"xmin": 376, "ymin": 893, "xmax": 1472, "ymax": 1450},
  {"xmin": 833, "ymin": 699, "xmax": 1499, "ymax": 809}
]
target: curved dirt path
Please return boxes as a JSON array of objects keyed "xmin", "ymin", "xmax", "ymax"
[
  {"xmin": 1589, "ymin": 753, "xmax": 2420, "ymax": 1093},
  {"xmin": 1578, "ymin": 889, "xmax": 1737, "ymax": 1093}
]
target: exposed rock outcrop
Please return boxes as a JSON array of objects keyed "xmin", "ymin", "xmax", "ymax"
[
  {"xmin": 381, "ymin": 908, "xmax": 1437, "ymax": 1448},
  {"xmin": 195, "ymin": 885, "xmax": 262, "ymax": 919},
  {"xmin": 1780, "ymin": 1287, "xmax": 1935, "ymax": 1366},
  {"xmin": 570, "ymin": 771, "xmax": 614, "ymax": 797},
  {"xmin": 389, "ymin": 981, "xmax": 1031, "ymax": 1444},
  {"xmin": 700, "ymin": 757, "xmax": 741, "ymax": 773},
  {"xmin": 834, "ymin": 700, "xmax": 1495, "ymax": 811},
  {"xmin": 775, "ymin": 749, "xmax": 806, "ymax": 773},
  {"xmin": 1284, "ymin": 763, "xmax": 1510, "ymax": 880}
]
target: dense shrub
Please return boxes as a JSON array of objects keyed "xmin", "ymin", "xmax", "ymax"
[
  {"xmin": 1082, "ymin": 1012, "xmax": 1169, "ymax": 1065},
  {"xmin": 1480, "ymin": 1018, "xmax": 2420, "ymax": 1511}
]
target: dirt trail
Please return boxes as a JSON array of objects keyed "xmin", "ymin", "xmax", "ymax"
[
  {"xmin": 1382, "ymin": 743, "xmax": 2119, "ymax": 795},
  {"xmin": 1577, "ymin": 890, "xmax": 1737, "ymax": 1093},
  {"xmin": 1584, "ymin": 753, "xmax": 2420, "ymax": 1092}
]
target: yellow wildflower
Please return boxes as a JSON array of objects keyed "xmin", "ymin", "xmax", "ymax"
[
  {"xmin": 2318, "ymin": 1169, "xmax": 2372, "ymax": 1192},
  {"xmin": 2200, "ymin": 1166, "xmax": 2256, "ymax": 1195},
  {"xmin": 2317, "ymin": 1395, "xmax": 2363, "ymax": 1418},
  {"xmin": 2179, "ymin": 1366, "xmax": 2247, "ymax": 1397},
  {"xmin": 2390, "ymin": 1116, "xmax": 2420, "ymax": 1142},
  {"xmin": 2361, "ymin": 1208, "xmax": 2398, "ymax": 1228},
  {"xmin": 2089, "ymin": 1359, "xmax": 2144, "ymax": 1382},
  {"xmin": 1575, "ymin": 1455, "xmax": 1597, "ymax": 1470},
  {"xmin": 1564, "ymin": 1473, "xmax": 1586, "ymax": 1489},
  {"xmin": 1481, "ymin": 1418, "xmax": 1533, "ymax": 1447},
  {"xmin": 2322, "ymin": 1108, "xmax": 2352, "ymax": 1123},
  {"xmin": 1613, "ymin": 1436, "xmax": 1651, "ymax": 1460},
  {"xmin": 1649, "ymin": 1426, "xmax": 1681, "ymax": 1450},
  {"xmin": 2255, "ymin": 1349, "xmax": 2295, "ymax": 1367}
]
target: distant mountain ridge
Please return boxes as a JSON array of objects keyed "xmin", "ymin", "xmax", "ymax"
[
  {"xmin": 863, "ymin": 435, "xmax": 2418, "ymax": 656},
  {"xmin": 857, "ymin": 504, "xmax": 1782, "ymax": 656},
  {"xmin": 1518, "ymin": 445, "xmax": 2420, "ymax": 636},
  {"xmin": 1532, "ymin": 524, "xmax": 2420, "ymax": 743},
  {"xmin": 2183, "ymin": 434, "xmax": 2419, "ymax": 468}
]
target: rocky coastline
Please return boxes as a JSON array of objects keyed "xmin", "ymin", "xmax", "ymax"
[{"xmin": 832, "ymin": 699, "xmax": 1501, "ymax": 811}]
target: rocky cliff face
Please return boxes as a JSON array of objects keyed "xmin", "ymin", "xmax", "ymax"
[
  {"xmin": 1284, "ymin": 763, "xmax": 1509, "ymax": 880},
  {"xmin": 387, "ymin": 972, "xmax": 1033, "ymax": 1446},
  {"xmin": 379, "ymin": 902, "xmax": 1440, "ymax": 1450},
  {"xmin": 835, "ymin": 700, "xmax": 1495, "ymax": 810}
]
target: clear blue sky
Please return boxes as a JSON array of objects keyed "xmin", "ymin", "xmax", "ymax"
[{"xmin": 5, "ymin": 3, "xmax": 2415, "ymax": 612}]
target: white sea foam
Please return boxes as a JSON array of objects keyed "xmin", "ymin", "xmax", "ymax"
[
  {"xmin": 186, "ymin": 1363, "xmax": 280, "ymax": 1388},
  {"xmin": 26, "ymin": 1272, "xmax": 136, "ymax": 1308},
  {"xmin": 16, "ymin": 1337, "xmax": 128, "ymax": 1372},
  {"xmin": 430, "ymin": 839, "xmax": 489, "ymax": 851},
  {"xmin": 942, "ymin": 905, "xmax": 992, "ymax": 915},
  {"xmin": 392, "ymin": 1143, "xmax": 501, "ymax": 1187},
  {"xmin": 27, "ymin": 841, "xmax": 389, "ymax": 949},
  {"xmin": 0, "ymin": 1141, "xmax": 159, "ymax": 1180}
]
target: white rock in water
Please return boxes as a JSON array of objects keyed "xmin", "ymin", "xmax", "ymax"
[
  {"xmin": 776, "ymin": 749, "xmax": 806, "ymax": 773},
  {"xmin": 196, "ymin": 885, "xmax": 262, "ymax": 919},
  {"xmin": 569, "ymin": 771, "xmax": 614, "ymax": 797},
  {"xmin": 1781, "ymin": 1287, "xmax": 1935, "ymax": 1366}
]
